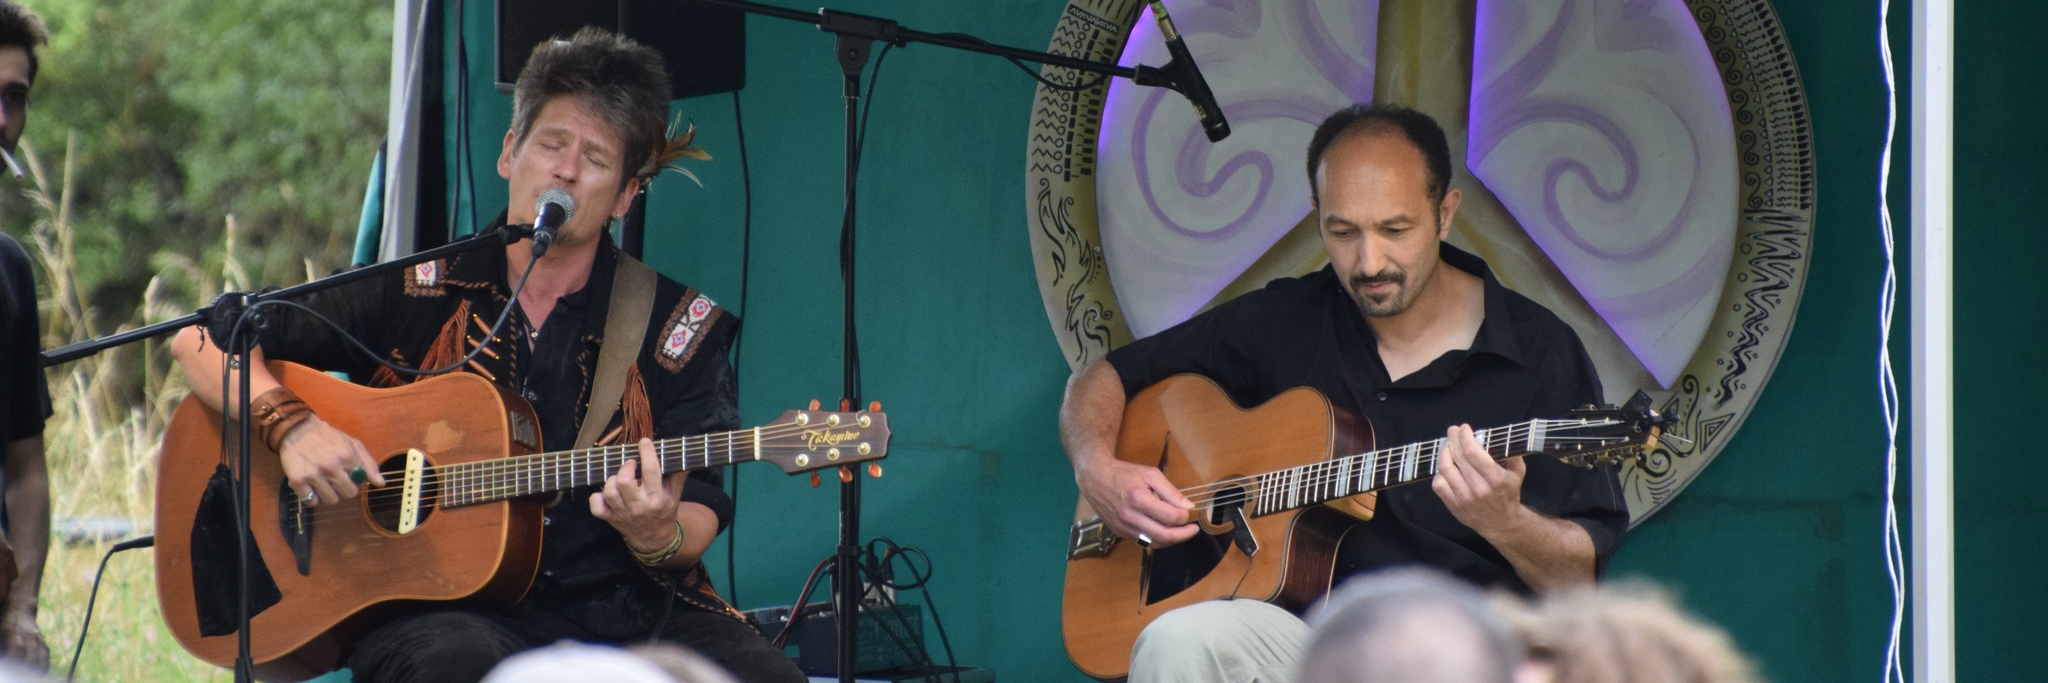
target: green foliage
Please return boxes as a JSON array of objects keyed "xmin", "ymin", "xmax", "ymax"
[
  {"xmin": 13, "ymin": 0, "xmax": 392, "ymax": 324},
  {"xmin": 0, "ymin": 1, "xmax": 392, "ymax": 679}
]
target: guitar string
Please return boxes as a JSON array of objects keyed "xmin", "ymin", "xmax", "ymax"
[
  {"xmin": 1162, "ymin": 419, "xmax": 1606, "ymax": 502},
  {"xmin": 279, "ymin": 419, "xmax": 877, "ymax": 519},
  {"xmin": 1151, "ymin": 420, "xmax": 1635, "ymax": 513},
  {"xmin": 286, "ymin": 442, "xmax": 874, "ymax": 523},
  {"xmin": 1171, "ymin": 412, "xmax": 1630, "ymax": 498},
  {"xmin": 1172, "ymin": 433, "xmax": 1632, "ymax": 511}
]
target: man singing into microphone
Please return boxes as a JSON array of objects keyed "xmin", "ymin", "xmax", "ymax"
[{"xmin": 170, "ymin": 28, "xmax": 803, "ymax": 683}]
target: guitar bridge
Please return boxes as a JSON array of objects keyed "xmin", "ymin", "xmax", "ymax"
[
  {"xmin": 276, "ymin": 481, "xmax": 314, "ymax": 576},
  {"xmin": 1069, "ymin": 517, "xmax": 1119, "ymax": 559}
]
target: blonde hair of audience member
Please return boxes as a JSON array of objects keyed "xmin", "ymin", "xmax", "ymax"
[
  {"xmin": 480, "ymin": 641, "xmax": 741, "ymax": 683},
  {"xmin": 1300, "ymin": 567, "xmax": 1521, "ymax": 683},
  {"xmin": 1510, "ymin": 582, "xmax": 1764, "ymax": 683}
]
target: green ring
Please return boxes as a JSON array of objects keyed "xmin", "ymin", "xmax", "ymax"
[{"xmin": 349, "ymin": 467, "xmax": 369, "ymax": 485}]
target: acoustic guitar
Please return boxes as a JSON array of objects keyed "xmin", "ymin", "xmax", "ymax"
[
  {"xmin": 154, "ymin": 361, "xmax": 890, "ymax": 681},
  {"xmin": 1060, "ymin": 375, "xmax": 1664, "ymax": 680}
]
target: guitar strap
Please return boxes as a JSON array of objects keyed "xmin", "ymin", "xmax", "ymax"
[{"xmin": 573, "ymin": 250, "xmax": 657, "ymax": 449}]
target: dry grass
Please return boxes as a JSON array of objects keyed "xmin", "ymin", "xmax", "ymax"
[{"xmin": 18, "ymin": 135, "xmax": 297, "ymax": 682}]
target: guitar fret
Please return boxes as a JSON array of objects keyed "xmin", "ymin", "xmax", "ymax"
[
  {"xmin": 1288, "ymin": 466, "xmax": 1302, "ymax": 509},
  {"xmin": 1325, "ymin": 459, "xmax": 1341, "ymax": 501},
  {"xmin": 1364, "ymin": 449, "xmax": 1380, "ymax": 490}
]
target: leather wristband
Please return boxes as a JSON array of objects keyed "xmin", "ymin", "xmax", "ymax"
[
  {"xmin": 249, "ymin": 386, "xmax": 315, "ymax": 453},
  {"xmin": 632, "ymin": 520, "xmax": 686, "ymax": 566}
]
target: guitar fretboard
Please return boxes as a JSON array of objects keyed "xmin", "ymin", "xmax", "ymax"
[
  {"xmin": 437, "ymin": 428, "xmax": 766, "ymax": 507},
  {"xmin": 1224, "ymin": 418, "xmax": 1621, "ymax": 517}
]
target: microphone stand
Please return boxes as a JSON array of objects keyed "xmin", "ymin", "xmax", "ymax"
[
  {"xmin": 43, "ymin": 225, "xmax": 531, "ymax": 683},
  {"xmin": 678, "ymin": 2, "xmax": 1204, "ymax": 680}
]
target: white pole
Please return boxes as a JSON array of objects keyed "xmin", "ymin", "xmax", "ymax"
[
  {"xmin": 1909, "ymin": 0, "xmax": 1954, "ymax": 680},
  {"xmin": 380, "ymin": 0, "xmax": 427, "ymax": 261}
]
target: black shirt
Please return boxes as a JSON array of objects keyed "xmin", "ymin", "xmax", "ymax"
[
  {"xmin": 1, "ymin": 234, "xmax": 50, "ymax": 445},
  {"xmin": 259, "ymin": 216, "xmax": 741, "ymax": 636},
  {"xmin": 1105, "ymin": 243, "xmax": 1626, "ymax": 594}
]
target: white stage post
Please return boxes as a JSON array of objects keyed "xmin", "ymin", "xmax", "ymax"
[
  {"xmin": 380, "ymin": 0, "xmax": 426, "ymax": 260},
  {"xmin": 1909, "ymin": 0, "xmax": 1954, "ymax": 681}
]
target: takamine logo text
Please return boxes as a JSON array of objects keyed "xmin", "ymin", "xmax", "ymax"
[{"xmin": 802, "ymin": 429, "xmax": 858, "ymax": 449}]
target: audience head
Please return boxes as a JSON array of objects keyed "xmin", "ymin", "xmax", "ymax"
[
  {"xmin": 480, "ymin": 641, "xmax": 740, "ymax": 683},
  {"xmin": 1301, "ymin": 567, "xmax": 1521, "ymax": 683},
  {"xmin": 1508, "ymin": 582, "xmax": 1765, "ymax": 683}
]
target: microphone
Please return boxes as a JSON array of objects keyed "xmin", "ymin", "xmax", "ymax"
[
  {"xmin": 530, "ymin": 188, "xmax": 576, "ymax": 258},
  {"xmin": 1149, "ymin": 1, "xmax": 1231, "ymax": 142}
]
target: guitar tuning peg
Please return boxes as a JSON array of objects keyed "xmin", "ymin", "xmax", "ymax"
[
  {"xmin": 839, "ymin": 466, "xmax": 854, "ymax": 483},
  {"xmin": 808, "ymin": 399, "xmax": 821, "ymax": 411},
  {"xmin": 867, "ymin": 462, "xmax": 883, "ymax": 478},
  {"xmin": 868, "ymin": 400, "xmax": 881, "ymax": 412},
  {"xmin": 809, "ymin": 472, "xmax": 821, "ymax": 488}
]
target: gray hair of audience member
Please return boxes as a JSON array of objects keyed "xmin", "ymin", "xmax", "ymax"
[
  {"xmin": 480, "ymin": 641, "xmax": 741, "ymax": 683},
  {"xmin": 1300, "ymin": 567, "xmax": 1522, "ymax": 683},
  {"xmin": 1511, "ymin": 582, "xmax": 1764, "ymax": 683}
]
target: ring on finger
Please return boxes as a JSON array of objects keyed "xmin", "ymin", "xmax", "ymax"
[{"xmin": 303, "ymin": 490, "xmax": 318, "ymax": 505}]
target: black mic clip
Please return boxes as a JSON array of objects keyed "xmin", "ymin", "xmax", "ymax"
[{"xmin": 202, "ymin": 291, "xmax": 266, "ymax": 355}]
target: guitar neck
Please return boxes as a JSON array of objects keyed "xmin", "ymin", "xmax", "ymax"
[
  {"xmin": 439, "ymin": 429, "xmax": 763, "ymax": 506},
  {"xmin": 1230, "ymin": 419, "xmax": 1556, "ymax": 518}
]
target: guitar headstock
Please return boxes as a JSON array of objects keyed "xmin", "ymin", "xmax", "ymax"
[
  {"xmin": 1537, "ymin": 391, "xmax": 1673, "ymax": 467},
  {"xmin": 755, "ymin": 408, "xmax": 891, "ymax": 475}
]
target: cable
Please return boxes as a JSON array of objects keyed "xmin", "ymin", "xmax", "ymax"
[
  {"xmin": 1876, "ymin": 1, "xmax": 1907, "ymax": 681},
  {"xmin": 725, "ymin": 88, "xmax": 755, "ymax": 608},
  {"xmin": 66, "ymin": 536, "xmax": 155, "ymax": 682},
  {"xmin": 934, "ymin": 32, "xmax": 1110, "ymax": 92},
  {"xmin": 859, "ymin": 538, "xmax": 958, "ymax": 683},
  {"xmin": 225, "ymin": 243, "xmax": 542, "ymax": 384},
  {"xmin": 771, "ymin": 557, "xmax": 837, "ymax": 649},
  {"xmin": 838, "ymin": 42, "xmax": 894, "ymax": 406}
]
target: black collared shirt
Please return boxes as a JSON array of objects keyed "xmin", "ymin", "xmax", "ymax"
[
  {"xmin": 1105, "ymin": 243, "xmax": 1626, "ymax": 594},
  {"xmin": 260, "ymin": 215, "xmax": 741, "ymax": 636}
]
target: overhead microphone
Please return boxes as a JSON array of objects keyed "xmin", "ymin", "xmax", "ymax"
[
  {"xmin": 1149, "ymin": 1, "xmax": 1231, "ymax": 142},
  {"xmin": 529, "ymin": 188, "xmax": 576, "ymax": 258}
]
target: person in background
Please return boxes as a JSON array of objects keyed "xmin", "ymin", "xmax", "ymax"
[
  {"xmin": 0, "ymin": 0, "xmax": 51, "ymax": 671},
  {"xmin": 1299, "ymin": 568, "xmax": 1523, "ymax": 683}
]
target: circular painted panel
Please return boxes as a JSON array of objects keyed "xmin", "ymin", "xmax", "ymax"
[{"xmin": 1023, "ymin": 0, "xmax": 1815, "ymax": 524}]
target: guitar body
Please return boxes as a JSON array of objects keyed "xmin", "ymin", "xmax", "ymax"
[
  {"xmin": 1061, "ymin": 376, "xmax": 1372, "ymax": 681},
  {"xmin": 154, "ymin": 362, "xmax": 545, "ymax": 681}
]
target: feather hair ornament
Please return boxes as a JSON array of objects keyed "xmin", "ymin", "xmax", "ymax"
[{"xmin": 639, "ymin": 114, "xmax": 713, "ymax": 187}]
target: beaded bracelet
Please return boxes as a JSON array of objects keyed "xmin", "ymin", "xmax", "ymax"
[
  {"xmin": 632, "ymin": 520, "xmax": 686, "ymax": 566},
  {"xmin": 249, "ymin": 386, "xmax": 315, "ymax": 453}
]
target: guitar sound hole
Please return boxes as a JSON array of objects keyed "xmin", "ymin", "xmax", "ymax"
[
  {"xmin": 365, "ymin": 453, "xmax": 436, "ymax": 534},
  {"xmin": 1143, "ymin": 533, "xmax": 1230, "ymax": 606},
  {"xmin": 1207, "ymin": 482, "xmax": 1249, "ymax": 526}
]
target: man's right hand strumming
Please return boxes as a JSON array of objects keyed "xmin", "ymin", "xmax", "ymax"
[
  {"xmin": 1075, "ymin": 457, "xmax": 1198, "ymax": 549},
  {"xmin": 278, "ymin": 416, "xmax": 385, "ymax": 507},
  {"xmin": 1060, "ymin": 358, "xmax": 1199, "ymax": 549},
  {"xmin": 170, "ymin": 325, "xmax": 386, "ymax": 506}
]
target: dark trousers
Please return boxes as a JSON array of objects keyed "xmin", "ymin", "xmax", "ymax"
[{"xmin": 346, "ymin": 606, "xmax": 806, "ymax": 683}]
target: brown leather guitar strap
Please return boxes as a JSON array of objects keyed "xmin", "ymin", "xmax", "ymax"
[{"xmin": 573, "ymin": 251, "xmax": 657, "ymax": 449}]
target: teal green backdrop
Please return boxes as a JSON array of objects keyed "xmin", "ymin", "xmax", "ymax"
[{"xmin": 441, "ymin": 1, "xmax": 2047, "ymax": 680}]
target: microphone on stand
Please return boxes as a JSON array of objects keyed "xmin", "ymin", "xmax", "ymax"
[
  {"xmin": 530, "ymin": 188, "xmax": 576, "ymax": 258},
  {"xmin": 1149, "ymin": 1, "xmax": 1231, "ymax": 142}
]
